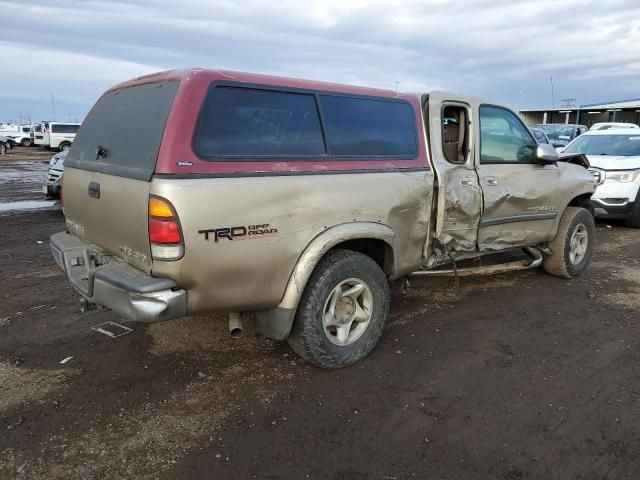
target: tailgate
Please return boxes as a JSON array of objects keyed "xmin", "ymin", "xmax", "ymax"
[
  {"xmin": 61, "ymin": 80, "xmax": 179, "ymax": 273},
  {"xmin": 63, "ymin": 167, "xmax": 152, "ymax": 272}
]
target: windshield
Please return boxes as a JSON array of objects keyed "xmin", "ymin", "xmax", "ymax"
[{"xmin": 563, "ymin": 134, "xmax": 640, "ymax": 156}]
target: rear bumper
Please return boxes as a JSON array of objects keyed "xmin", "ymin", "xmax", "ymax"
[{"xmin": 50, "ymin": 231, "xmax": 187, "ymax": 323}]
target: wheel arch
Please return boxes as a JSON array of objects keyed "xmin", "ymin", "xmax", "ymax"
[
  {"xmin": 546, "ymin": 191, "xmax": 595, "ymax": 242},
  {"xmin": 279, "ymin": 222, "xmax": 395, "ymax": 311},
  {"xmin": 255, "ymin": 222, "xmax": 395, "ymax": 340},
  {"xmin": 567, "ymin": 192, "xmax": 595, "ymax": 216}
]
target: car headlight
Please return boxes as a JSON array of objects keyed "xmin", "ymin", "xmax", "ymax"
[{"xmin": 605, "ymin": 169, "xmax": 640, "ymax": 183}]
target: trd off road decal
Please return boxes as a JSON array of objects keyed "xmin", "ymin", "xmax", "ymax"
[{"xmin": 198, "ymin": 224, "xmax": 278, "ymax": 242}]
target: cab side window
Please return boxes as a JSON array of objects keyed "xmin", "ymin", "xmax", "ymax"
[
  {"xmin": 480, "ymin": 106, "xmax": 536, "ymax": 164},
  {"xmin": 442, "ymin": 105, "xmax": 469, "ymax": 164}
]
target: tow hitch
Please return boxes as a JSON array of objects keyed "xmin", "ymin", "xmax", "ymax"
[{"xmin": 79, "ymin": 297, "xmax": 99, "ymax": 313}]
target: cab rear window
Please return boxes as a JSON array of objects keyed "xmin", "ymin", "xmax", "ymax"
[
  {"xmin": 65, "ymin": 81, "xmax": 178, "ymax": 180},
  {"xmin": 319, "ymin": 95, "xmax": 417, "ymax": 156},
  {"xmin": 194, "ymin": 85, "xmax": 418, "ymax": 160}
]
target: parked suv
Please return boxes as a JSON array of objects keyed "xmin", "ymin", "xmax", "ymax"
[
  {"xmin": 562, "ymin": 128, "xmax": 640, "ymax": 227},
  {"xmin": 51, "ymin": 69, "xmax": 596, "ymax": 367}
]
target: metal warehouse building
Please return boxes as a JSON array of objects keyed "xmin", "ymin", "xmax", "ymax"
[{"xmin": 520, "ymin": 98, "xmax": 640, "ymax": 127}]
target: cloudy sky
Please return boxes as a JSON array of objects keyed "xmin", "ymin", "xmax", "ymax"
[{"xmin": 1, "ymin": 0, "xmax": 640, "ymax": 122}]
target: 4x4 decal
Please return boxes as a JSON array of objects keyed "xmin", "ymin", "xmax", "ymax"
[{"xmin": 198, "ymin": 224, "xmax": 278, "ymax": 242}]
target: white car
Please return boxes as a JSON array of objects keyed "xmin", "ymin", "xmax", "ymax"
[
  {"xmin": 562, "ymin": 129, "xmax": 640, "ymax": 227},
  {"xmin": 42, "ymin": 150, "xmax": 67, "ymax": 198},
  {"xmin": 589, "ymin": 122, "xmax": 640, "ymax": 131}
]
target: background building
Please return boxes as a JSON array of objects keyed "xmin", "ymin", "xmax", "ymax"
[{"xmin": 520, "ymin": 98, "xmax": 640, "ymax": 126}]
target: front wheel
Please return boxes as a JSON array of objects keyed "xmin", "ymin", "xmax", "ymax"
[
  {"xmin": 624, "ymin": 191, "xmax": 640, "ymax": 228},
  {"xmin": 0, "ymin": 143, "xmax": 6, "ymax": 155},
  {"xmin": 287, "ymin": 249, "xmax": 390, "ymax": 368},
  {"xmin": 542, "ymin": 207, "xmax": 595, "ymax": 278}
]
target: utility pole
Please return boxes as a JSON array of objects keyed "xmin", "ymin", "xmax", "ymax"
[
  {"xmin": 50, "ymin": 92, "xmax": 57, "ymax": 121},
  {"xmin": 549, "ymin": 76, "xmax": 555, "ymax": 109}
]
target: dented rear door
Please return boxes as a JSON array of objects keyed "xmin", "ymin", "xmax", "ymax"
[{"xmin": 475, "ymin": 105, "xmax": 560, "ymax": 250}]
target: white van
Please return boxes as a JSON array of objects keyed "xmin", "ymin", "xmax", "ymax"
[{"xmin": 43, "ymin": 122, "xmax": 81, "ymax": 151}]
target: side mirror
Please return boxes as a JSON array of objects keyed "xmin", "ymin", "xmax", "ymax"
[{"xmin": 533, "ymin": 143, "xmax": 559, "ymax": 164}]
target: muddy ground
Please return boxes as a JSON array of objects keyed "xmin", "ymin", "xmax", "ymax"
[{"xmin": 1, "ymin": 150, "xmax": 639, "ymax": 479}]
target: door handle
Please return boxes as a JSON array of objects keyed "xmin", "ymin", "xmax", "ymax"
[
  {"xmin": 485, "ymin": 177, "xmax": 498, "ymax": 186},
  {"xmin": 88, "ymin": 181, "xmax": 100, "ymax": 199},
  {"xmin": 460, "ymin": 178, "xmax": 474, "ymax": 186}
]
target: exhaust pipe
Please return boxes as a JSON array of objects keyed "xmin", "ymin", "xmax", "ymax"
[{"xmin": 228, "ymin": 312, "xmax": 243, "ymax": 338}]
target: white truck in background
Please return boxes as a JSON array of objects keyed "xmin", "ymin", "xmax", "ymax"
[{"xmin": 0, "ymin": 124, "xmax": 33, "ymax": 147}]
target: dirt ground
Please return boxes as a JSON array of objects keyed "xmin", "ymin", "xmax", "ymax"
[{"xmin": 1, "ymin": 151, "xmax": 640, "ymax": 479}]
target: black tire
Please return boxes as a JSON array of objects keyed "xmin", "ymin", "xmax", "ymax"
[
  {"xmin": 542, "ymin": 207, "xmax": 595, "ymax": 278},
  {"xmin": 287, "ymin": 249, "xmax": 390, "ymax": 368},
  {"xmin": 0, "ymin": 143, "xmax": 6, "ymax": 155},
  {"xmin": 59, "ymin": 142, "xmax": 71, "ymax": 152},
  {"xmin": 624, "ymin": 191, "xmax": 640, "ymax": 228},
  {"xmin": 21, "ymin": 138, "xmax": 32, "ymax": 147}
]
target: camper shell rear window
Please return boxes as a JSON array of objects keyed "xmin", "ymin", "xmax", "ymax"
[
  {"xmin": 193, "ymin": 84, "xmax": 418, "ymax": 160},
  {"xmin": 65, "ymin": 81, "xmax": 178, "ymax": 181}
]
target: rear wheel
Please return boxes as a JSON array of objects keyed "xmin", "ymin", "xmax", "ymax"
[
  {"xmin": 542, "ymin": 207, "xmax": 595, "ymax": 278},
  {"xmin": 59, "ymin": 142, "xmax": 71, "ymax": 152},
  {"xmin": 21, "ymin": 138, "xmax": 32, "ymax": 147},
  {"xmin": 287, "ymin": 249, "xmax": 390, "ymax": 368},
  {"xmin": 0, "ymin": 143, "xmax": 6, "ymax": 155}
]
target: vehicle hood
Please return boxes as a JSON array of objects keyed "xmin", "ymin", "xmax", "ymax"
[
  {"xmin": 49, "ymin": 151, "xmax": 67, "ymax": 167},
  {"xmin": 586, "ymin": 155, "xmax": 640, "ymax": 171}
]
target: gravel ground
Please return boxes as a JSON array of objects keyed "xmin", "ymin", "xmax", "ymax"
[{"xmin": 1, "ymin": 154, "xmax": 639, "ymax": 479}]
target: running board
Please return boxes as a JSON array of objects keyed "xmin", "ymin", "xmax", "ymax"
[{"xmin": 410, "ymin": 247, "xmax": 543, "ymax": 277}]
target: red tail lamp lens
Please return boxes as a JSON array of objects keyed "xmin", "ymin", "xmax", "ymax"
[{"xmin": 149, "ymin": 218, "xmax": 181, "ymax": 244}]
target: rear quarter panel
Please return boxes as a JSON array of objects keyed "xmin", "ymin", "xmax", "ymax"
[{"xmin": 150, "ymin": 171, "xmax": 433, "ymax": 313}]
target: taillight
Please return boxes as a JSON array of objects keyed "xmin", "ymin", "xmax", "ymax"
[
  {"xmin": 149, "ymin": 218, "xmax": 181, "ymax": 243},
  {"xmin": 148, "ymin": 196, "xmax": 183, "ymax": 260}
]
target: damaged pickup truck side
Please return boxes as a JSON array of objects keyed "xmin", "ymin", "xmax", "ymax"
[{"xmin": 50, "ymin": 69, "xmax": 596, "ymax": 368}]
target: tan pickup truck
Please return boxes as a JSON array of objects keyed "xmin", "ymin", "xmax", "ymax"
[{"xmin": 51, "ymin": 69, "xmax": 596, "ymax": 368}]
